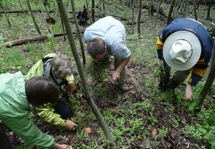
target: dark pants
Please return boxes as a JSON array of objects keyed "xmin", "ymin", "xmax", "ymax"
[
  {"xmin": 0, "ymin": 123, "xmax": 14, "ymax": 149},
  {"xmin": 159, "ymin": 61, "xmax": 190, "ymax": 89},
  {"xmin": 53, "ymin": 100, "xmax": 71, "ymax": 119}
]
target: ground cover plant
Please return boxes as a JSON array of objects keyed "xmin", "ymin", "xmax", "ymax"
[{"xmin": 0, "ymin": 0, "xmax": 215, "ymax": 148}]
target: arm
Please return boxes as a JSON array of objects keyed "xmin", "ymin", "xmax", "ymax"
[
  {"xmin": 36, "ymin": 104, "xmax": 66, "ymax": 127},
  {"xmin": 36, "ymin": 104, "xmax": 77, "ymax": 130},
  {"xmin": 54, "ymin": 144, "xmax": 72, "ymax": 149},
  {"xmin": 4, "ymin": 114, "xmax": 73, "ymax": 148},
  {"xmin": 185, "ymin": 59, "xmax": 209, "ymax": 99},
  {"xmin": 66, "ymin": 75, "xmax": 77, "ymax": 93},
  {"xmin": 2, "ymin": 114, "xmax": 55, "ymax": 148},
  {"xmin": 185, "ymin": 67, "xmax": 208, "ymax": 99},
  {"xmin": 112, "ymin": 56, "xmax": 130, "ymax": 80},
  {"xmin": 188, "ymin": 59, "xmax": 209, "ymax": 86}
]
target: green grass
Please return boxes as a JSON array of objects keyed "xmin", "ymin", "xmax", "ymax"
[{"xmin": 1, "ymin": 0, "xmax": 215, "ymax": 148}]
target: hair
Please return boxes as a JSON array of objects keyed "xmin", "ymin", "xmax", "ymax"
[
  {"xmin": 87, "ymin": 38, "xmax": 106, "ymax": 59},
  {"xmin": 25, "ymin": 76, "xmax": 60, "ymax": 107},
  {"xmin": 51, "ymin": 54, "xmax": 73, "ymax": 77}
]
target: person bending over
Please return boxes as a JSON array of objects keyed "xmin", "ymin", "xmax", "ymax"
[
  {"xmin": 0, "ymin": 71, "xmax": 72, "ymax": 149},
  {"xmin": 84, "ymin": 16, "xmax": 131, "ymax": 92},
  {"xmin": 156, "ymin": 18, "xmax": 214, "ymax": 100},
  {"xmin": 26, "ymin": 53, "xmax": 77, "ymax": 130}
]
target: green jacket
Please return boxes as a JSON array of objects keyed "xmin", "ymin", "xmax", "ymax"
[
  {"xmin": 26, "ymin": 53, "xmax": 74, "ymax": 127},
  {"xmin": 0, "ymin": 72, "xmax": 55, "ymax": 148}
]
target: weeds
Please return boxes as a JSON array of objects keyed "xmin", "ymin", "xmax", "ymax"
[{"xmin": 1, "ymin": 0, "xmax": 215, "ymax": 148}]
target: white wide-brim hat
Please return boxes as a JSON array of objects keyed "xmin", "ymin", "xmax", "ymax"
[{"xmin": 163, "ymin": 31, "xmax": 201, "ymax": 71}]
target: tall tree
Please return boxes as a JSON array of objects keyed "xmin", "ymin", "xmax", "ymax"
[
  {"xmin": 137, "ymin": 0, "xmax": 142, "ymax": 36},
  {"xmin": 91, "ymin": 0, "xmax": 95, "ymax": 22},
  {"xmin": 166, "ymin": 0, "xmax": 175, "ymax": 25},
  {"xmin": 195, "ymin": 27, "xmax": 215, "ymax": 112},
  {"xmin": 131, "ymin": 0, "xmax": 135, "ymax": 34},
  {"xmin": 26, "ymin": 0, "xmax": 41, "ymax": 35},
  {"xmin": 0, "ymin": 1, "xmax": 11, "ymax": 27},
  {"xmin": 70, "ymin": 0, "xmax": 86, "ymax": 65},
  {"xmin": 153, "ymin": 0, "xmax": 163, "ymax": 35},
  {"xmin": 193, "ymin": 0, "xmax": 198, "ymax": 20},
  {"xmin": 56, "ymin": 0, "xmax": 116, "ymax": 148},
  {"xmin": 182, "ymin": 0, "xmax": 189, "ymax": 17},
  {"xmin": 206, "ymin": 0, "xmax": 213, "ymax": 20},
  {"xmin": 102, "ymin": 0, "xmax": 106, "ymax": 16}
]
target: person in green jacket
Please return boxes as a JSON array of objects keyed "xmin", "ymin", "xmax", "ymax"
[
  {"xmin": 0, "ymin": 71, "xmax": 72, "ymax": 149},
  {"xmin": 26, "ymin": 53, "xmax": 77, "ymax": 130}
]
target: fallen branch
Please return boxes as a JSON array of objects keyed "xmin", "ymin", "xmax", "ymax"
[
  {"xmin": 0, "ymin": 33, "xmax": 66, "ymax": 48},
  {"xmin": 0, "ymin": 10, "xmax": 54, "ymax": 14}
]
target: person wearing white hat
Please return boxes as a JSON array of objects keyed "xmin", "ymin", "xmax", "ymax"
[{"xmin": 156, "ymin": 18, "xmax": 214, "ymax": 100}]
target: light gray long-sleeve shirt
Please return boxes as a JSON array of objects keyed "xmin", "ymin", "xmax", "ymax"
[{"xmin": 84, "ymin": 16, "xmax": 131, "ymax": 60}]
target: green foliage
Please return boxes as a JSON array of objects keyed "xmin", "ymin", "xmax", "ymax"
[
  {"xmin": 183, "ymin": 125, "xmax": 203, "ymax": 140},
  {"xmin": 1, "ymin": 0, "xmax": 215, "ymax": 148},
  {"xmin": 0, "ymin": 35, "xmax": 5, "ymax": 44},
  {"xmin": 205, "ymin": 131, "xmax": 215, "ymax": 149},
  {"xmin": 158, "ymin": 126, "xmax": 168, "ymax": 138}
]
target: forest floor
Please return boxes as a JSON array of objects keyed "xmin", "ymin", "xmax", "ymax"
[
  {"xmin": 8, "ymin": 59, "xmax": 215, "ymax": 149},
  {"xmin": 1, "ymin": 1, "xmax": 215, "ymax": 149}
]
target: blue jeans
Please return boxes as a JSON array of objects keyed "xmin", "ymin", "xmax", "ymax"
[{"xmin": 53, "ymin": 100, "xmax": 71, "ymax": 119}]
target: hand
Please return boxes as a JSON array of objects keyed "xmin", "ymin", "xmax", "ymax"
[
  {"xmin": 185, "ymin": 84, "xmax": 193, "ymax": 100},
  {"xmin": 112, "ymin": 71, "xmax": 120, "ymax": 81},
  {"xmin": 160, "ymin": 59, "xmax": 165, "ymax": 69},
  {"xmin": 65, "ymin": 120, "xmax": 77, "ymax": 130},
  {"xmin": 67, "ymin": 84, "xmax": 77, "ymax": 93},
  {"xmin": 54, "ymin": 143, "xmax": 72, "ymax": 149},
  {"xmin": 160, "ymin": 59, "xmax": 164, "ymax": 65}
]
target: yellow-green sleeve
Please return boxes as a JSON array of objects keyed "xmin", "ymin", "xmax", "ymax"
[
  {"xmin": 66, "ymin": 75, "xmax": 75, "ymax": 84},
  {"xmin": 188, "ymin": 67, "xmax": 208, "ymax": 86},
  {"xmin": 36, "ymin": 104, "xmax": 66, "ymax": 127},
  {"xmin": 156, "ymin": 37, "xmax": 164, "ymax": 60}
]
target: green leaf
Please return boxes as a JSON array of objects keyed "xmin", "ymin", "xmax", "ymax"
[{"xmin": 198, "ymin": 127, "xmax": 207, "ymax": 134}]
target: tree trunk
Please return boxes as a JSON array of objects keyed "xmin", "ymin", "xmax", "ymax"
[
  {"xmin": 91, "ymin": 0, "xmax": 95, "ymax": 22},
  {"xmin": 70, "ymin": 0, "xmax": 86, "ymax": 65},
  {"xmin": 56, "ymin": 0, "xmax": 116, "ymax": 148},
  {"xmin": 206, "ymin": 0, "xmax": 213, "ymax": 20},
  {"xmin": 26, "ymin": 0, "xmax": 41, "ymax": 35},
  {"xmin": 85, "ymin": 0, "xmax": 92, "ymax": 24},
  {"xmin": 166, "ymin": 0, "xmax": 175, "ymax": 25},
  {"xmin": 0, "ymin": 2, "xmax": 11, "ymax": 27},
  {"xmin": 153, "ymin": 0, "xmax": 163, "ymax": 35},
  {"xmin": 195, "ymin": 23, "xmax": 215, "ymax": 112},
  {"xmin": 182, "ymin": 0, "xmax": 189, "ymax": 17},
  {"xmin": 102, "ymin": 0, "xmax": 106, "ymax": 16},
  {"xmin": 193, "ymin": 0, "xmax": 198, "ymax": 20},
  {"xmin": 131, "ymin": 0, "xmax": 135, "ymax": 34},
  {"xmin": 137, "ymin": 0, "xmax": 142, "ymax": 36},
  {"xmin": 195, "ymin": 40, "xmax": 215, "ymax": 112}
]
